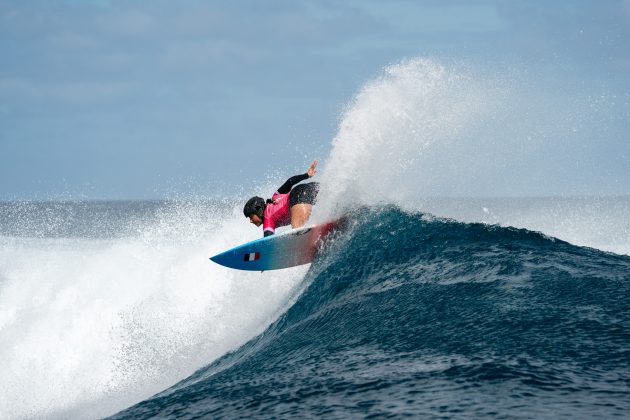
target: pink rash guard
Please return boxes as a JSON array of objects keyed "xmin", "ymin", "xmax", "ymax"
[{"xmin": 262, "ymin": 191, "xmax": 291, "ymax": 235}]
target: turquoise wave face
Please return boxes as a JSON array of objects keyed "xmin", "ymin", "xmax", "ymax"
[{"xmin": 112, "ymin": 207, "xmax": 630, "ymax": 419}]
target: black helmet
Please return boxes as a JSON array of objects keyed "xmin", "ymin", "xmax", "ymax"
[{"xmin": 243, "ymin": 196, "xmax": 265, "ymax": 218}]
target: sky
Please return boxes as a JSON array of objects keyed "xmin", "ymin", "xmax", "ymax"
[{"xmin": 1, "ymin": 0, "xmax": 629, "ymax": 200}]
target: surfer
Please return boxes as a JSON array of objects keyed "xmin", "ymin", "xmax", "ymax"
[{"xmin": 243, "ymin": 160, "xmax": 319, "ymax": 237}]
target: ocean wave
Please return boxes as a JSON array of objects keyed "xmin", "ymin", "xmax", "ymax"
[{"xmin": 112, "ymin": 207, "xmax": 630, "ymax": 418}]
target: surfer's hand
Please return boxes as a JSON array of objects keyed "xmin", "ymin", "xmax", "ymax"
[{"xmin": 307, "ymin": 160, "xmax": 317, "ymax": 177}]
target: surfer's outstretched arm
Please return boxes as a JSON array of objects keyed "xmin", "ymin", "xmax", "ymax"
[{"xmin": 277, "ymin": 160, "xmax": 317, "ymax": 194}]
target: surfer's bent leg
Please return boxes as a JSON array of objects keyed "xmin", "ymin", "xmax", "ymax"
[
  {"xmin": 290, "ymin": 204, "xmax": 312, "ymax": 228},
  {"xmin": 289, "ymin": 183, "xmax": 319, "ymax": 228}
]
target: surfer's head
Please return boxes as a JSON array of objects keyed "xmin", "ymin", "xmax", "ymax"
[{"xmin": 244, "ymin": 196, "xmax": 265, "ymax": 226}]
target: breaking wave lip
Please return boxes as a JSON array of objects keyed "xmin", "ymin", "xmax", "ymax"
[
  {"xmin": 110, "ymin": 206, "xmax": 630, "ymax": 418},
  {"xmin": 315, "ymin": 58, "xmax": 629, "ymax": 255}
]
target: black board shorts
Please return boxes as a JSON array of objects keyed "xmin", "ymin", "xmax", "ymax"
[{"xmin": 289, "ymin": 182, "xmax": 319, "ymax": 207}]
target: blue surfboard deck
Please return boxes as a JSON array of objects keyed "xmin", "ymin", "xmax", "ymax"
[{"xmin": 210, "ymin": 220, "xmax": 342, "ymax": 271}]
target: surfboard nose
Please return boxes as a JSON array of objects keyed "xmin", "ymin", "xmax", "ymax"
[{"xmin": 209, "ymin": 251, "xmax": 230, "ymax": 266}]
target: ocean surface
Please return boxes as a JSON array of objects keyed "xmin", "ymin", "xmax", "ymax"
[{"xmin": 1, "ymin": 198, "xmax": 629, "ymax": 419}]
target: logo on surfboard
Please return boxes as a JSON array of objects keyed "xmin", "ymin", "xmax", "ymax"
[{"xmin": 244, "ymin": 252, "xmax": 261, "ymax": 262}]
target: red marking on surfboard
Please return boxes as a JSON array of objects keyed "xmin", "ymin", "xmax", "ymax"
[{"xmin": 307, "ymin": 220, "xmax": 344, "ymax": 261}]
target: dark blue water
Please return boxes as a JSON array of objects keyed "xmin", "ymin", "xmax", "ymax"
[{"xmin": 111, "ymin": 207, "xmax": 630, "ymax": 419}]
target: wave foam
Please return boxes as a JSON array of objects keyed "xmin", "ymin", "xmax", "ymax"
[{"xmin": 0, "ymin": 203, "xmax": 308, "ymax": 419}]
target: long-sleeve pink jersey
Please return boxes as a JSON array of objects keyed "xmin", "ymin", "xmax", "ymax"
[{"xmin": 262, "ymin": 191, "xmax": 291, "ymax": 236}]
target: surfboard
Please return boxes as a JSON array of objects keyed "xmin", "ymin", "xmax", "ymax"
[{"xmin": 210, "ymin": 219, "xmax": 343, "ymax": 271}]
